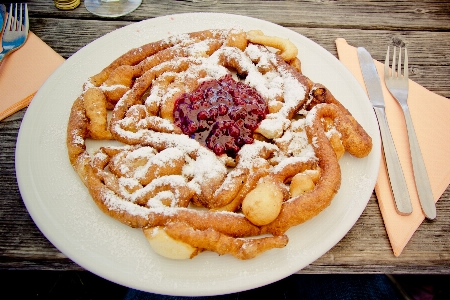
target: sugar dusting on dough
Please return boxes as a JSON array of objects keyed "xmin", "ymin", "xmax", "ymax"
[{"xmin": 81, "ymin": 28, "xmax": 319, "ymax": 219}]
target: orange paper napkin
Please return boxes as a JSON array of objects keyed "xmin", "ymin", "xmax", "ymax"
[
  {"xmin": 0, "ymin": 31, "xmax": 65, "ymax": 121},
  {"xmin": 336, "ymin": 38, "xmax": 450, "ymax": 256}
]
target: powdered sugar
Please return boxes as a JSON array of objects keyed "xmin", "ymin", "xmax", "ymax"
[
  {"xmin": 187, "ymin": 146, "xmax": 227, "ymax": 193},
  {"xmin": 79, "ymin": 29, "xmax": 319, "ymax": 220},
  {"xmin": 100, "ymin": 84, "xmax": 128, "ymax": 92},
  {"xmin": 102, "ymin": 188, "xmax": 150, "ymax": 218},
  {"xmin": 244, "ymin": 44, "xmax": 308, "ymax": 139}
]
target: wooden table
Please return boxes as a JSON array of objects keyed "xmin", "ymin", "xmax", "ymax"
[{"xmin": 1, "ymin": 1, "xmax": 449, "ymax": 274}]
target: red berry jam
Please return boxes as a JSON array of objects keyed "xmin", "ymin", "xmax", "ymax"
[{"xmin": 173, "ymin": 74, "xmax": 268, "ymax": 157}]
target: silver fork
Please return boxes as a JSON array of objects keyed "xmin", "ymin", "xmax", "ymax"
[
  {"xmin": 0, "ymin": 3, "xmax": 29, "ymax": 63},
  {"xmin": 384, "ymin": 46, "xmax": 436, "ymax": 220}
]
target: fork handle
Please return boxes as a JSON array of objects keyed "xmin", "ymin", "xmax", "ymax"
[
  {"xmin": 374, "ymin": 107, "xmax": 413, "ymax": 215},
  {"xmin": 402, "ymin": 106, "xmax": 437, "ymax": 219}
]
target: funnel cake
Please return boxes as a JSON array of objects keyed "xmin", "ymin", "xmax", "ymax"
[{"xmin": 67, "ymin": 29, "xmax": 372, "ymax": 260}]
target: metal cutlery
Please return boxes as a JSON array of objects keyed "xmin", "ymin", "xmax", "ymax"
[
  {"xmin": 0, "ymin": 5, "xmax": 6, "ymax": 51},
  {"xmin": 384, "ymin": 46, "xmax": 436, "ymax": 220},
  {"xmin": 358, "ymin": 47, "xmax": 413, "ymax": 215},
  {"xmin": 0, "ymin": 3, "xmax": 29, "ymax": 63},
  {"xmin": 1, "ymin": 4, "xmax": 6, "ymax": 27}
]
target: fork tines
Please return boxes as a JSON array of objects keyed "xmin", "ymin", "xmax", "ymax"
[
  {"xmin": 0, "ymin": 3, "xmax": 29, "ymax": 63},
  {"xmin": 5, "ymin": 3, "xmax": 28, "ymax": 32},
  {"xmin": 385, "ymin": 46, "xmax": 408, "ymax": 79}
]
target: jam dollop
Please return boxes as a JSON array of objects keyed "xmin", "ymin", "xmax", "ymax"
[{"xmin": 173, "ymin": 74, "xmax": 268, "ymax": 157}]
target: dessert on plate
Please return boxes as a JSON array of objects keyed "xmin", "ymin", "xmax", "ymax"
[{"xmin": 67, "ymin": 28, "xmax": 372, "ymax": 260}]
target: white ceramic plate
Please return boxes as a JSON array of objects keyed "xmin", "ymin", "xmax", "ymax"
[{"xmin": 16, "ymin": 13, "xmax": 381, "ymax": 297}]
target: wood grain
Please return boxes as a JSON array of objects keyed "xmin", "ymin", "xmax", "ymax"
[
  {"xmin": 28, "ymin": 18, "xmax": 450, "ymax": 97},
  {"xmin": 1, "ymin": 0, "xmax": 449, "ymax": 273},
  {"xmin": 27, "ymin": 1, "xmax": 450, "ymax": 31}
]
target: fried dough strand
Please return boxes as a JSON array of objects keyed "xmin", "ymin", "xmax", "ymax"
[
  {"xmin": 262, "ymin": 103, "xmax": 372, "ymax": 236},
  {"xmin": 67, "ymin": 29, "xmax": 372, "ymax": 260},
  {"xmin": 164, "ymin": 222, "xmax": 288, "ymax": 260}
]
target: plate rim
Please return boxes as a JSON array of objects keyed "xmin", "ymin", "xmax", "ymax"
[{"xmin": 16, "ymin": 12, "xmax": 381, "ymax": 296}]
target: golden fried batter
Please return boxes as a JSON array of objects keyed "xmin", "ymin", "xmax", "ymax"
[{"xmin": 67, "ymin": 29, "xmax": 372, "ymax": 260}]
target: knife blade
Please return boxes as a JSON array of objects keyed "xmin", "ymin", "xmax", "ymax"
[{"xmin": 357, "ymin": 47, "xmax": 413, "ymax": 215}]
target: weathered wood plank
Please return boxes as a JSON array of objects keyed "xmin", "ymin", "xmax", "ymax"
[
  {"xmin": 29, "ymin": 18, "xmax": 450, "ymax": 97},
  {"xmin": 1, "ymin": 108, "xmax": 449, "ymax": 272},
  {"xmin": 25, "ymin": 0, "xmax": 450, "ymax": 31},
  {"xmin": 1, "ymin": 1, "xmax": 449, "ymax": 273},
  {"xmin": 1, "ymin": 188, "xmax": 448, "ymax": 272}
]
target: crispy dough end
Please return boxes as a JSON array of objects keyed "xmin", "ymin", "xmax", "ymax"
[
  {"xmin": 242, "ymin": 178, "xmax": 284, "ymax": 226},
  {"xmin": 143, "ymin": 226, "xmax": 199, "ymax": 260},
  {"xmin": 164, "ymin": 223, "xmax": 288, "ymax": 260}
]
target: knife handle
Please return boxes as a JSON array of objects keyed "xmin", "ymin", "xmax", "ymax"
[
  {"xmin": 402, "ymin": 106, "xmax": 436, "ymax": 219},
  {"xmin": 374, "ymin": 107, "xmax": 413, "ymax": 215}
]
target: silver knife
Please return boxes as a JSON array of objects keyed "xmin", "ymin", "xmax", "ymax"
[{"xmin": 357, "ymin": 47, "xmax": 413, "ymax": 215}]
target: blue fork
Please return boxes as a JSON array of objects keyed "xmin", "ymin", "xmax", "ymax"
[{"xmin": 0, "ymin": 3, "xmax": 29, "ymax": 63}]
